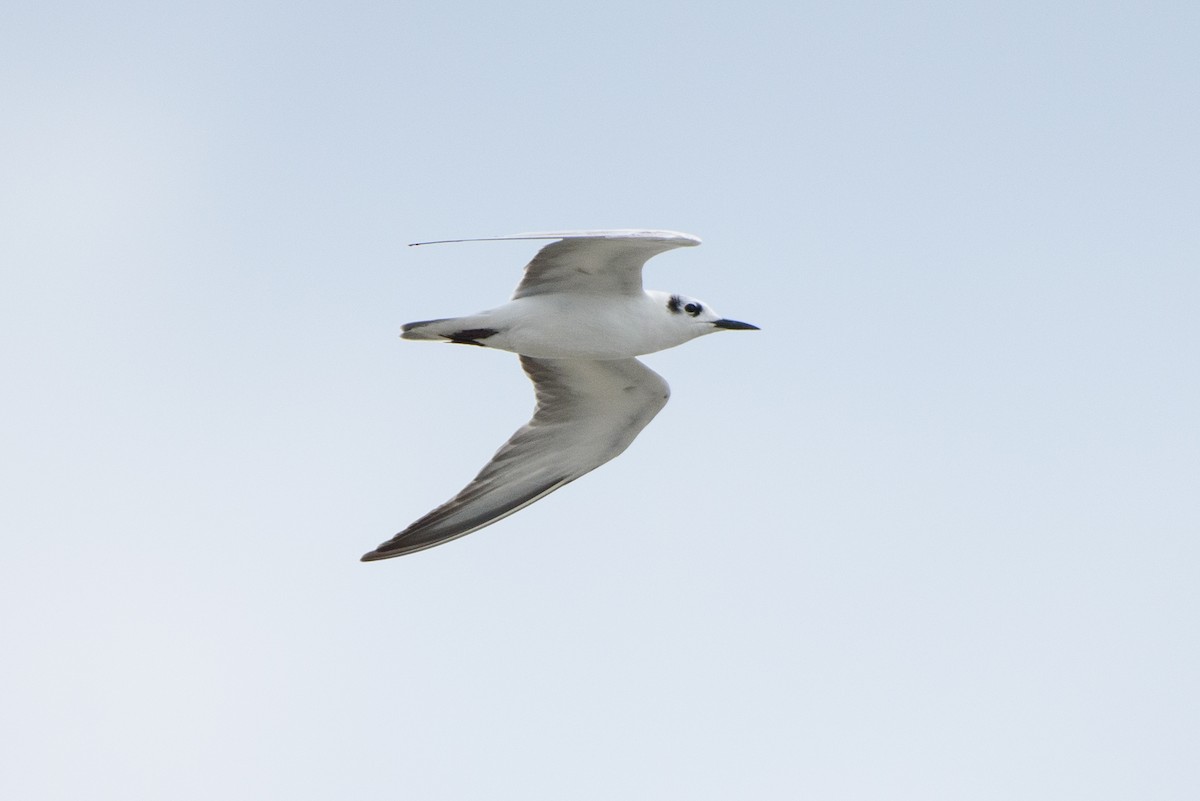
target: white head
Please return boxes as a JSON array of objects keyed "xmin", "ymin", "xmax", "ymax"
[{"xmin": 647, "ymin": 290, "xmax": 760, "ymax": 344}]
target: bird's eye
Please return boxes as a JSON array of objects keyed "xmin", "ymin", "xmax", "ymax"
[{"xmin": 684, "ymin": 302, "xmax": 702, "ymax": 316}]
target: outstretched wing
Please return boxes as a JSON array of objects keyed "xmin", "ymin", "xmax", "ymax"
[
  {"xmin": 362, "ymin": 356, "xmax": 671, "ymax": 561},
  {"xmin": 410, "ymin": 229, "xmax": 701, "ymax": 299}
]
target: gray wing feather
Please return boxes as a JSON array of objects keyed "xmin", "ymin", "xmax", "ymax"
[
  {"xmin": 362, "ymin": 357, "xmax": 670, "ymax": 560},
  {"xmin": 511, "ymin": 231, "xmax": 700, "ymax": 299}
]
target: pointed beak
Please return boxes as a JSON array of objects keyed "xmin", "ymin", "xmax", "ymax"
[{"xmin": 712, "ymin": 318, "xmax": 760, "ymax": 331}]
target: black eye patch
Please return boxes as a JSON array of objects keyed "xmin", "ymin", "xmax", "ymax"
[{"xmin": 667, "ymin": 294, "xmax": 683, "ymax": 313}]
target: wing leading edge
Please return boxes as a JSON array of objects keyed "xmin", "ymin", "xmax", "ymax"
[{"xmin": 408, "ymin": 230, "xmax": 701, "ymax": 299}]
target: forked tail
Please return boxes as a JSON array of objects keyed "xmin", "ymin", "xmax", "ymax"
[{"xmin": 401, "ymin": 318, "xmax": 500, "ymax": 347}]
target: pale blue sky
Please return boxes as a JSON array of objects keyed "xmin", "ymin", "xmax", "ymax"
[{"xmin": 2, "ymin": 1, "xmax": 1198, "ymax": 799}]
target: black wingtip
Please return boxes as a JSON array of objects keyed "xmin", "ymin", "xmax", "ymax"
[{"xmin": 360, "ymin": 537, "xmax": 432, "ymax": 562}]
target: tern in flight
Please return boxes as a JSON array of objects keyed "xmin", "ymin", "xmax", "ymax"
[{"xmin": 362, "ymin": 230, "xmax": 758, "ymax": 561}]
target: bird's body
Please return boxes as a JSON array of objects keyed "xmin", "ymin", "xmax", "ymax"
[
  {"xmin": 401, "ymin": 291, "xmax": 710, "ymax": 359},
  {"xmin": 362, "ymin": 230, "xmax": 757, "ymax": 561}
]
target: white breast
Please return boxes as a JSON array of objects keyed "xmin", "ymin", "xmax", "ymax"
[{"xmin": 487, "ymin": 294, "xmax": 690, "ymax": 359}]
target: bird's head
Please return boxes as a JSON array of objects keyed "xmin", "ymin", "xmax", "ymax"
[{"xmin": 650, "ymin": 290, "xmax": 760, "ymax": 341}]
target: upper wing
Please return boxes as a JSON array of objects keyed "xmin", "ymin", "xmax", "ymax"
[
  {"xmin": 362, "ymin": 356, "xmax": 671, "ymax": 561},
  {"xmin": 410, "ymin": 229, "xmax": 701, "ymax": 299}
]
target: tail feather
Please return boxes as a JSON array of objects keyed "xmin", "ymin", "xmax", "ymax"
[
  {"xmin": 401, "ymin": 317, "xmax": 501, "ymax": 347},
  {"xmin": 400, "ymin": 318, "xmax": 453, "ymax": 341}
]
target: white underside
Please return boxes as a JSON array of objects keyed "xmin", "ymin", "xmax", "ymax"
[{"xmin": 457, "ymin": 293, "xmax": 709, "ymax": 359}]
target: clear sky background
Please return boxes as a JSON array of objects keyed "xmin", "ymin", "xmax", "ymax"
[{"xmin": 2, "ymin": 1, "xmax": 1197, "ymax": 799}]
